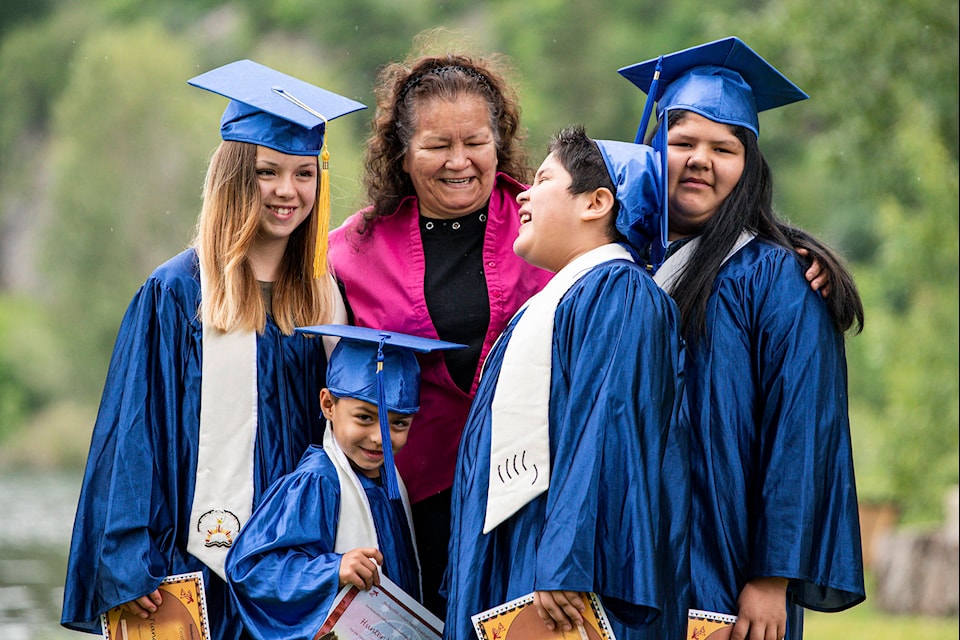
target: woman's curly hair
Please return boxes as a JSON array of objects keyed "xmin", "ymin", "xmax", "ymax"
[{"xmin": 361, "ymin": 39, "xmax": 531, "ymax": 226}]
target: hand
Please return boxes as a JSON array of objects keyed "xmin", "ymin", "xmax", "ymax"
[
  {"xmin": 533, "ymin": 590, "xmax": 586, "ymax": 634},
  {"xmin": 119, "ymin": 589, "xmax": 162, "ymax": 619},
  {"xmin": 796, "ymin": 248, "xmax": 832, "ymax": 298},
  {"xmin": 731, "ymin": 576, "xmax": 788, "ymax": 640},
  {"xmin": 338, "ymin": 547, "xmax": 383, "ymax": 591}
]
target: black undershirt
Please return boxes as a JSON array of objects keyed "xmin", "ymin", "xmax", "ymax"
[
  {"xmin": 419, "ymin": 208, "xmax": 490, "ymax": 393},
  {"xmin": 258, "ymin": 281, "xmax": 274, "ymax": 317}
]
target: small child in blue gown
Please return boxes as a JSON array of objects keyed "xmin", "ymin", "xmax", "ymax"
[{"xmin": 225, "ymin": 325, "xmax": 464, "ymax": 640}]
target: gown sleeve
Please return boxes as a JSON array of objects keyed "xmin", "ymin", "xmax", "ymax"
[
  {"xmin": 225, "ymin": 449, "xmax": 344, "ymax": 640},
  {"xmin": 744, "ymin": 253, "xmax": 864, "ymax": 609},
  {"xmin": 694, "ymin": 246, "xmax": 865, "ymax": 611},
  {"xmin": 61, "ymin": 273, "xmax": 200, "ymax": 631},
  {"xmin": 536, "ymin": 264, "xmax": 683, "ymax": 626}
]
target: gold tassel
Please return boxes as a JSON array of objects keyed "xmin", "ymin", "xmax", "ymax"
[
  {"xmin": 313, "ymin": 141, "xmax": 331, "ymax": 279},
  {"xmin": 269, "ymin": 86, "xmax": 332, "ymax": 279}
]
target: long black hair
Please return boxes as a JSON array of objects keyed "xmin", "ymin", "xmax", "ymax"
[{"xmin": 665, "ymin": 110, "xmax": 863, "ymax": 340}]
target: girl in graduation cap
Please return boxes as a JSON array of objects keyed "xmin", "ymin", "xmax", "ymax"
[
  {"xmin": 225, "ymin": 326, "xmax": 464, "ymax": 639},
  {"xmin": 61, "ymin": 61, "xmax": 364, "ymax": 639},
  {"xmin": 619, "ymin": 37, "xmax": 866, "ymax": 639}
]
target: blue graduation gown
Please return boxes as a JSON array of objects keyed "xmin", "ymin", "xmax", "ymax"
[
  {"xmin": 225, "ymin": 445, "xmax": 420, "ymax": 640},
  {"xmin": 444, "ymin": 259, "xmax": 687, "ymax": 640},
  {"xmin": 685, "ymin": 240, "xmax": 865, "ymax": 637},
  {"xmin": 61, "ymin": 249, "xmax": 327, "ymax": 639}
]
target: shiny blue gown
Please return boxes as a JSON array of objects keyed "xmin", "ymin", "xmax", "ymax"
[
  {"xmin": 60, "ymin": 249, "xmax": 327, "ymax": 639},
  {"xmin": 684, "ymin": 239, "xmax": 865, "ymax": 637},
  {"xmin": 225, "ymin": 445, "xmax": 420, "ymax": 640},
  {"xmin": 443, "ymin": 258, "xmax": 687, "ymax": 640}
]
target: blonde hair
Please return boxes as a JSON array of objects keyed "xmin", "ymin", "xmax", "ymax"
[{"xmin": 194, "ymin": 141, "xmax": 336, "ymax": 334}]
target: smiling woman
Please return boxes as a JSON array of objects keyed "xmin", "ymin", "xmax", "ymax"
[
  {"xmin": 328, "ymin": 43, "xmax": 553, "ymax": 616},
  {"xmin": 620, "ymin": 37, "xmax": 866, "ymax": 640},
  {"xmin": 401, "ymin": 95, "xmax": 500, "ymax": 220},
  {"xmin": 665, "ymin": 112, "xmax": 747, "ymax": 240},
  {"xmin": 251, "ymin": 147, "xmax": 318, "ymax": 278}
]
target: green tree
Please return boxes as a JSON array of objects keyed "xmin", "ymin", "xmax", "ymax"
[
  {"xmin": 42, "ymin": 22, "xmax": 214, "ymax": 399},
  {"xmin": 489, "ymin": 0, "xmax": 752, "ymax": 150},
  {"xmin": 849, "ymin": 107, "xmax": 959, "ymax": 520},
  {"xmin": 719, "ymin": 0, "xmax": 960, "ymax": 523}
]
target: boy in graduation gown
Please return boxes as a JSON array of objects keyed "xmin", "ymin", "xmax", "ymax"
[
  {"xmin": 443, "ymin": 125, "xmax": 687, "ymax": 639},
  {"xmin": 225, "ymin": 325, "xmax": 464, "ymax": 639}
]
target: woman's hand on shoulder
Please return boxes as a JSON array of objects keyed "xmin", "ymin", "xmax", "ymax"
[{"xmin": 338, "ymin": 547, "xmax": 383, "ymax": 591}]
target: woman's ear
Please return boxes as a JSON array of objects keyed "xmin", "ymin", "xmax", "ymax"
[{"xmin": 581, "ymin": 187, "xmax": 615, "ymax": 222}]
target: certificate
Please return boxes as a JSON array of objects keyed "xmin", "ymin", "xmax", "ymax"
[
  {"xmin": 685, "ymin": 608, "xmax": 737, "ymax": 640},
  {"xmin": 313, "ymin": 574, "xmax": 443, "ymax": 640},
  {"xmin": 100, "ymin": 571, "xmax": 211, "ymax": 640},
  {"xmin": 471, "ymin": 591, "xmax": 616, "ymax": 640}
]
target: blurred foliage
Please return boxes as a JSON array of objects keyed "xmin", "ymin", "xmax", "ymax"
[
  {"xmin": 42, "ymin": 21, "xmax": 215, "ymax": 399},
  {"xmin": 0, "ymin": 295, "xmax": 65, "ymax": 441},
  {"xmin": 0, "ymin": 0, "xmax": 956, "ymax": 525}
]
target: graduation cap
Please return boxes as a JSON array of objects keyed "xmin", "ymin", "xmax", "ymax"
[
  {"xmin": 188, "ymin": 60, "xmax": 367, "ymax": 277},
  {"xmin": 618, "ymin": 36, "xmax": 809, "ymax": 141},
  {"xmin": 594, "ymin": 140, "xmax": 667, "ymax": 268},
  {"xmin": 296, "ymin": 324, "xmax": 466, "ymax": 499},
  {"xmin": 188, "ymin": 59, "xmax": 366, "ymax": 155}
]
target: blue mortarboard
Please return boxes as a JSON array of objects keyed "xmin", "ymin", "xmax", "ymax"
[
  {"xmin": 618, "ymin": 36, "xmax": 809, "ymax": 141},
  {"xmin": 594, "ymin": 140, "xmax": 667, "ymax": 267},
  {"xmin": 296, "ymin": 324, "xmax": 465, "ymax": 499},
  {"xmin": 187, "ymin": 59, "xmax": 366, "ymax": 156}
]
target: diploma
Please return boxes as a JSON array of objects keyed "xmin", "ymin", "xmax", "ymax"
[
  {"xmin": 471, "ymin": 591, "xmax": 615, "ymax": 640},
  {"xmin": 314, "ymin": 574, "xmax": 443, "ymax": 640},
  {"xmin": 100, "ymin": 571, "xmax": 211, "ymax": 640},
  {"xmin": 686, "ymin": 608, "xmax": 737, "ymax": 640}
]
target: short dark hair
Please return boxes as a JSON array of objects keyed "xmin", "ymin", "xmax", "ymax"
[{"xmin": 547, "ymin": 125, "xmax": 622, "ymax": 241}]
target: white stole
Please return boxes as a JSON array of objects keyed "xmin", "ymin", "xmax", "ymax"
[
  {"xmin": 187, "ymin": 271, "xmax": 348, "ymax": 579},
  {"xmin": 187, "ymin": 266, "xmax": 258, "ymax": 580},
  {"xmin": 324, "ymin": 424, "xmax": 379, "ymax": 552},
  {"xmin": 483, "ymin": 243, "xmax": 634, "ymax": 534},
  {"xmin": 324, "ymin": 422, "xmax": 420, "ymax": 590},
  {"xmin": 654, "ymin": 230, "xmax": 756, "ymax": 294}
]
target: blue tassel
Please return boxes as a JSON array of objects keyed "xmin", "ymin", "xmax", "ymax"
[
  {"xmin": 635, "ymin": 56, "xmax": 663, "ymax": 144},
  {"xmin": 376, "ymin": 339, "xmax": 401, "ymax": 500}
]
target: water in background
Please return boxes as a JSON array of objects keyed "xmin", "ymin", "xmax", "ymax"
[{"xmin": 0, "ymin": 469, "xmax": 82, "ymax": 639}]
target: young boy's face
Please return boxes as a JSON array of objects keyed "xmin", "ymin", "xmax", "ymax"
[
  {"xmin": 514, "ymin": 152, "xmax": 592, "ymax": 272},
  {"xmin": 320, "ymin": 389, "xmax": 413, "ymax": 479}
]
